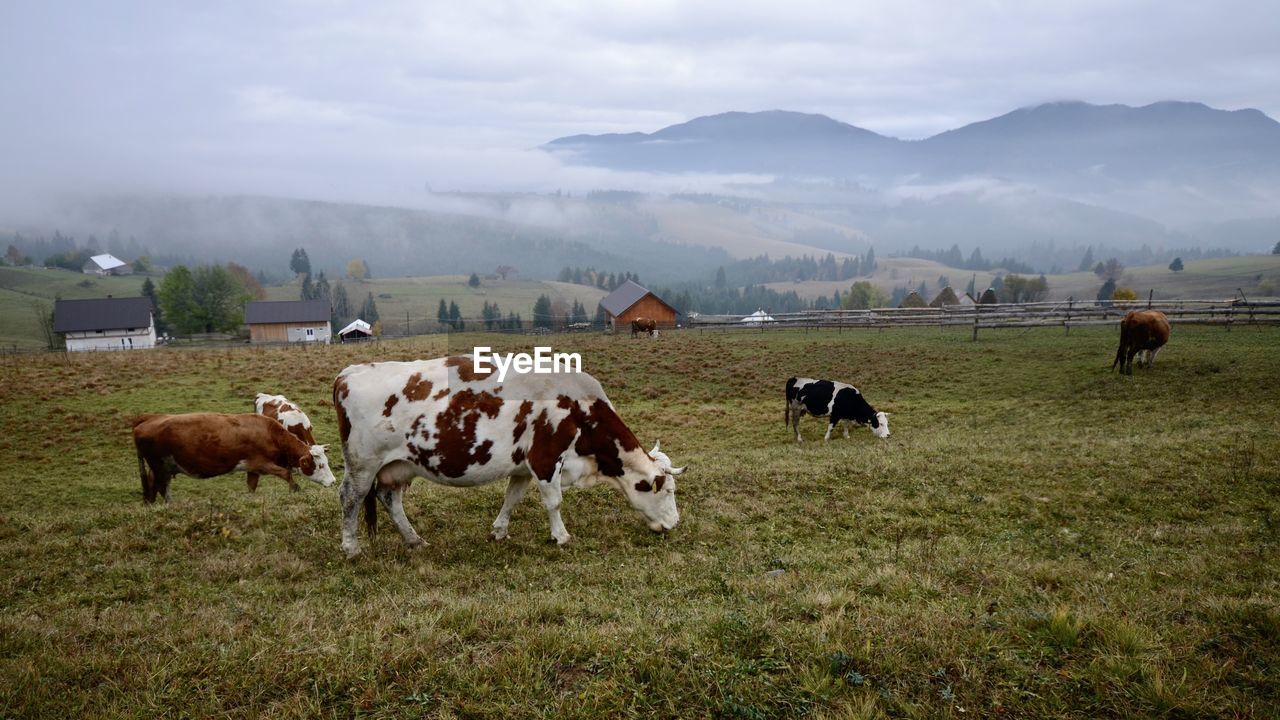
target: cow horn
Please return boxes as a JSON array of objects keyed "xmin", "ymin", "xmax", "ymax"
[
  {"xmin": 667, "ymin": 465, "xmax": 686, "ymax": 475},
  {"xmin": 650, "ymin": 440, "xmax": 661, "ymax": 454}
]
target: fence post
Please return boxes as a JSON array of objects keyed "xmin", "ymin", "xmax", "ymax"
[
  {"xmin": 971, "ymin": 303, "xmax": 979, "ymax": 342},
  {"xmin": 1065, "ymin": 296, "xmax": 1073, "ymax": 336}
]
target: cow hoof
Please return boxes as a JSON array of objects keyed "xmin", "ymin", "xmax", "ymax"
[
  {"xmin": 551, "ymin": 533, "xmax": 571, "ymax": 546},
  {"xmin": 489, "ymin": 529, "xmax": 509, "ymax": 541},
  {"xmin": 342, "ymin": 544, "xmax": 362, "ymax": 560},
  {"xmin": 405, "ymin": 538, "xmax": 424, "ymax": 551}
]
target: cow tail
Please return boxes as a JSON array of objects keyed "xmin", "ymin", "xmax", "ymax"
[
  {"xmin": 363, "ymin": 486, "xmax": 377, "ymax": 536},
  {"xmin": 784, "ymin": 377, "xmax": 796, "ymax": 426},
  {"xmin": 1111, "ymin": 325, "xmax": 1126, "ymax": 371}
]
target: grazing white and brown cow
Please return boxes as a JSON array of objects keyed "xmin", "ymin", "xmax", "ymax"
[
  {"xmin": 333, "ymin": 355, "xmax": 685, "ymax": 558},
  {"xmin": 1112, "ymin": 310, "xmax": 1171, "ymax": 375},
  {"xmin": 132, "ymin": 413, "xmax": 336, "ymax": 503},
  {"xmin": 630, "ymin": 317, "xmax": 658, "ymax": 338},
  {"xmin": 251, "ymin": 393, "xmax": 317, "ymax": 491},
  {"xmin": 786, "ymin": 376, "xmax": 890, "ymax": 442}
]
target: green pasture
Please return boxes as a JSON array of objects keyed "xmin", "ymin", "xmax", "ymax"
[{"xmin": 0, "ymin": 325, "xmax": 1277, "ymax": 718}]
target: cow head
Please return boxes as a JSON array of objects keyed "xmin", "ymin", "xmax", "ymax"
[
  {"xmin": 298, "ymin": 444, "xmax": 337, "ymax": 487},
  {"xmin": 870, "ymin": 411, "xmax": 890, "ymax": 439},
  {"xmin": 617, "ymin": 440, "xmax": 684, "ymax": 532}
]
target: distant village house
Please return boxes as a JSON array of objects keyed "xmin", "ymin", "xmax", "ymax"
[
  {"xmin": 244, "ymin": 300, "xmax": 332, "ymax": 344},
  {"xmin": 598, "ymin": 280, "xmax": 679, "ymax": 330},
  {"xmin": 54, "ymin": 296, "xmax": 156, "ymax": 352}
]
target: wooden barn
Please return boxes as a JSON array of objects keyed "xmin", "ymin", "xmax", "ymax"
[
  {"xmin": 599, "ymin": 280, "xmax": 679, "ymax": 331},
  {"xmin": 244, "ymin": 300, "xmax": 332, "ymax": 344}
]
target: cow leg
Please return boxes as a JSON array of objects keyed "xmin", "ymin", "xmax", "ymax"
[
  {"xmin": 246, "ymin": 472, "xmax": 260, "ymax": 492},
  {"xmin": 1147, "ymin": 347, "xmax": 1161, "ymax": 368},
  {"xmin": 490, "ymin": 475, "xmax": 533, "ymax": 541},
  {"xmin": 843, "ymin": 420, "xmax": 851, "ymax": 439},
  {"xmin": 823, "ymin": 419, "xmax": 836, "ymax": 442},
  {"xmin": 535, "ymin": 459, "xmax": 571, "ymax": 545},
  {"xmin": 792, "ymin": 408, "xmax": 804, "ymax": 443},
  {"xmin": 283, "ymin": 469, "xmax": 300, "ymax": 492},
  {"xmin": 339, "ymin": 470, "xmax": 374, "ymax": 558},
  {"xmin": 260, "ymin": 463, "xmax": 299, "ymax": 492},
  {"xmin": 376, "ymin": 485, "xmax": 423, "ymax": 550}
]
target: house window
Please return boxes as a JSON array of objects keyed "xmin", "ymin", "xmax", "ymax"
[{"xmin": 306, "ymin": 328, "xmax": 314, "ymax": 336}]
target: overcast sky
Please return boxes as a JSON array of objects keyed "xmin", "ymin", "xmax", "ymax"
[{"xmin": 2, "ymin": 0, "xmax": 1278, "ymax": 207}]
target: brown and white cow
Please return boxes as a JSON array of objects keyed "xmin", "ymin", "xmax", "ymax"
[
  {"xmin": 252, "ymin": 393, "xmax": 317, "ymax": 490},
  {"xmin": 1111, "ymin": 310, "xmax": 1171, "ymax": 375},
  {"xmin": 630, "ymin": 317, "xmax": 658, "ymax": 338},
  {"xmin": 333, "ymin": 355, "xmax": 685, "ymax": 558},
  {"xmin": 132, "ymin": 413, "xmax": 336, "ymax": 503}
]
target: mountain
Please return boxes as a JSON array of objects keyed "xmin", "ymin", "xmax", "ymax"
[
  {"xmin": 546, "ymin": 102, "xmax": 1280, "ymax": 226},
  {"xmin": 546, "ymin": 110, "xmax": 901, "ymax": 177}
]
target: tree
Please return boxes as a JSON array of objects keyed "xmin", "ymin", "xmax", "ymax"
[
  {"xmin": 32, "ymin": 299, "xmax": 60, "ymax": 350},
  {"xmin": 1078, "ymin": 246, "xmax": 1095, "ymax": 273},
  {"xmin": 863, "ymin": 247, "xmax": 876, "ymax": 274},
  {"xmin": 300, "ymin": 273, "xmax": 314, "ymax": 301},
  {"xmin": 226, "ymin": 262, "xmax": 266, "ymax": 301},
  {"xmin": 346, "ymin": 258, "xmax": 370, "ymax": 280},
  {"xmin": 332, "ymin": 283, "xmax": 352, "ymax": 328},
  {"xmin": 468, "ymin": 272, "xmax": 481, "ymax": 288},
  {"xmin": 532, "ymin": 294, "xmax": 554, "ymax": 329},
  {"xmin": 437, "ymin": 299, "xmax": 449, "ymax": 328},
  {"xmin": 313, "ymin": 272, "xmax": 332, "ymax": 307},
  {"xmin": 158, "ymin": 266, "xmax": 198, "ymax": 334},
  {"xmin": 1273, "ymin": 240, "xmax": 1280, "ymax": 255},
  {"xmin": 842, "ymin": 281, "xmax": 888, "ymax": 310},
  {"xmin": 132, "ymin": 256, "xmax": 154, "ymax": 274},
  {"xmin": 1112, "ymin": 287, "xmax": 1138, "ymax": 301},
  {"xmin": 361, "ymin": 292, "xmax": 380, "ymax": 323},
  {"xmin": 141, "ymin": 277, "xmax": 167, "ymax": 334},
  {"xmin": 6, "ymin": 244, "xmax": 28, "ymax": 266},
  {"xmin": 593, "ymin": 303, "xmax": 607, "ymax": 327},
  {"xmin": 495, "ymin": 265, "xmax": 516, "ymax": 280},
  {"xmin": 1169, "ymin": 257, "xmax": 1184, "ymax": 272},
  {"xmin": 448, "ymin": 300, "xmax": 463, "ymax": 330},
  {"xmin": 1095, "ymin": 258, "xmax": 1124, "ymax": 281},
  {"xmin": 1000, "ymin": 274, "xmax": 1049, "ymax": 303},
  {"xmin": 1097, "ymin": 278, "xmax": 1117, "ymax": 304},
  {"xmin": 189, "ymin": 265, "xmax": 249, "ymax": 333},
  {"xmin": 715, "ymin": 266, "xmax": 726, "ymax": 290},
  {"xmin": 290, "ymin": 248, "xmax": 311, "ymax": 276}
]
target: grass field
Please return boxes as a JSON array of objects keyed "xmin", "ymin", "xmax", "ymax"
[{"xmin": 1, "ymin": 325, "xmax": 1278, "ymax": 718}]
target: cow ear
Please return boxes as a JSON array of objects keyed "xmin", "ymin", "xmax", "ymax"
[
  {"xmin": 667, "ymin": 465, "xmax": 686, "ymax": 475},
  {"xmin": 650, "ymin": 439, "xmax": 661, "ymax": 455}
]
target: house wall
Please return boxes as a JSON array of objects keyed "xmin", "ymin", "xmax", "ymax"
[
  {"xmin": 609, "ymin": 295, "xmax": 678, "ymax": 329},
  {"xmin": 249, "ymin": 322, "xmax": 331, "ymax": 344},
  {"xmin": 64, "ymin": 326, "xmax": 156, "ymax": 352}
]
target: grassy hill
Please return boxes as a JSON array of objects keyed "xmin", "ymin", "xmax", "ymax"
[
  {"xmin": 764, "ymin": 255, "xmax": 1280, "ymax": 304},
  {"xmin": 0, "ymin": 267, "xmax": 154, "ymax": 349},
  {"xmin": 1, "ymin": 326, "xmax": 1277, "ymax": 716}
]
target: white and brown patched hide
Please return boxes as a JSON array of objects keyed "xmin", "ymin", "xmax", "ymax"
[
  {"xmin": 254, "ymin": 393, "xmax": 317, "ymax": 446},
  {"xmin": 332, "ymin": 355, "xmax": 683, "ymax": 557}
]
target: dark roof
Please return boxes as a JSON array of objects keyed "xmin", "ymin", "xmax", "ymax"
[
  {"xmin": 53, "ymin": 297, "xmax": 153, "ymax": 333},
  {"xmin": 244, "ymin": 300, "xmax": 331, "ymax": 324},
  {"xmin": 598, "ymin": 280, "xmax": 677, "ymax": 317}
]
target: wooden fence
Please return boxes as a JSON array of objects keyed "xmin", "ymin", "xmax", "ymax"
[{"xmin": 689, "ymin": 297, "xmax": 1280, "ymax": 339}]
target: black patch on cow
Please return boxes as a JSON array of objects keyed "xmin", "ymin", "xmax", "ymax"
[
  {"xmin": 797, "ymin": 380, "xmax": 835, "ymax": 417},
  {"xmin": 831, "ymin": 387, "xmax": 878, "ymax": 427},
  {"xmin": 634, "ymin": 479, "xmax": 652, "ymax": 492}
]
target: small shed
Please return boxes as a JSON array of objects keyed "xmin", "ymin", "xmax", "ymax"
[
  {"xmin": 929, "ymin": 286, "xmax": 961, "ymax": 307},
  {"xmin": 54, "ymin": 296, "xmax": 155, "ymax": 351},
  {"xmin": 82, "ymin": 254, "xmax": 131, "ymax": 276},
  {"xmin": 338, "ymin": 318, "xmax": 373, "ymax": 342},
  {"xmin": 245, "ymin": 300, "xmax": 332, "ymax": 344},
  {"xmin": 599, "ymin": 280, "xmax": 679, "ymax": 330},
  {"xmin": 898, "ymin": 291, "xmax": 927, "ymax": 308}
]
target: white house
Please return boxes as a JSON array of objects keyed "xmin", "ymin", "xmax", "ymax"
[
  {"xmin": 82, "ymin": 254, "xmax": 131, "ymax": 276},
  {"xmin": 54, "ymin": 297, "xmax": 156, "ymax": 351},
  {"xmin": 740, "ymin": 309, "xmax": 775, "ymax": 325}
]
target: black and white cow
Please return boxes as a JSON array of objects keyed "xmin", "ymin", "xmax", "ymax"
[{"xmin": 785, "ymin": 376, "xmax": 890, "ymax": 442}]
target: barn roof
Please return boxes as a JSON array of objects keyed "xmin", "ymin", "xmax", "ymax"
[
  {"xmin": 598, "ymin": 280, "xmax": 676, "ymax": 317},
  {"xmin": 86, "ymin": 254, "xmax": 127, "ymax": 271},
  {"xmin": 244, "ymin": 300, "xmax": 331, "ymax": 324},
  {"xmin": 338, "ymin": 319, "xmax": 372, "ymax": 336},
  {"xmin": 53, "ymin": 297, "xmax": 153, "ymax": 332}
]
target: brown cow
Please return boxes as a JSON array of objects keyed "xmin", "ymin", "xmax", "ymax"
[
  {"xmin": 1112, "ymin": 310, "xmax": 1171, "ymax": 375},
  {"xmin": 252, "ymin": 393, "xmax": 317, "ymax": 491},
  {"xmin": 132, "ymin": 413, "xmax": 336, "ymax": 503},
  {"xmin": 630, "ymin": 317, "xmax": 657, "ymax": 338}
]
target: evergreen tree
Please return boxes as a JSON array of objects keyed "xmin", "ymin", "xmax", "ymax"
[
  {"xmin": 532, "ymin": 295, "xmax": 553, "ymax": 328},
  {"xmin": 715, "ymin": 266, "xmax": 726, "ymax": 290},
  {"xmin": 863, "ymin": 247, "xmax": 876, "ymax": 274},
  {"xmin": 468, "ymin": 272, "xmax": 481, "ymax": 288},
  {"xmin": 332, "ymin": 283, "xmax": 352, "ymax": 328},
  {"xmin": 141, "ymin": 276, "xmax": 167, "ymax": 334},
  {"xmin": 361, "ymin": 292, "xmax": 380, "ymax": 322},
  {"xmin": 437, "ymin": 298, "xmax": 449, "ymax": 328},
  {"xmin": 1168, "ymin": 257, "xmax": 1184, "ymax": 272},
  {"xmin": 1078, "ymin": 246, "xmax": 1095, "ymax": 273},
  {"xmin": 448, "ymin": 300, "xmax": 462, "ymax": 330},
  {"xmin": 300, "ymin": 272, "xmax": 314, "ymax": 301},
  {"xmin": 1097, "ymin": 278, "xmax": 1117, "ymax": 304},
  {"xmin": 314, "ymin": 272, "xmax": 332, "ymax": 307},
  {"xmin": 593, "ymin": 304, "xmax": 607, "ymax": 327},
  {"xmin": 290, "ymin": 248, "xmax": 311, "ymax": 276}
]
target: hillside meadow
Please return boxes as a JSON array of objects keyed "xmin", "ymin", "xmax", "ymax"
[{"xmin": 0, "ymin": 325, "xmax": 1278, "ymax": 718}]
